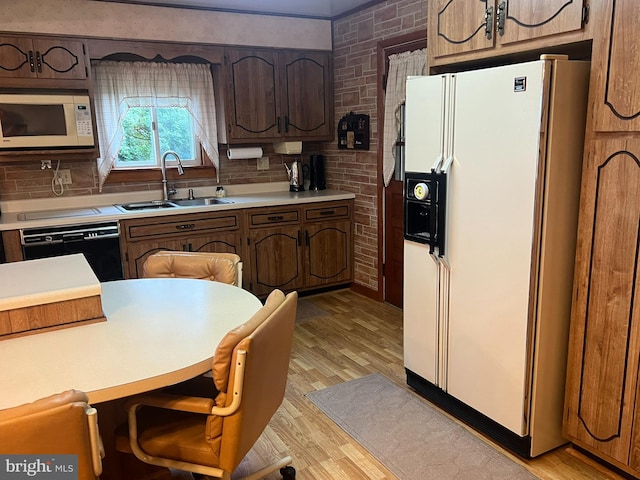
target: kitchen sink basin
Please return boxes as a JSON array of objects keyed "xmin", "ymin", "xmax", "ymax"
[
  {"xmin": 171, "ymin": 197, "xmax": 233, "ymax": 207},
  {"xmin": 116, "ymin": 198, "xmax": 233, "ymax": 211},
  {"xmin": 117, "ymin": 201, "xmax": 178, "ymax": 211}
]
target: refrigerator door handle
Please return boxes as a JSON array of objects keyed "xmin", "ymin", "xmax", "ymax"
[
  {"xmin": 432, "ymin": 75, "xmax": 449, "ymax": 173},
  {"xmin": 430, "ymin": 252, "xmax": 442, "ymax": 385},
  {"xmin": 438, "ymin": 256, "xmax": 451, "ymax": 390},
  {"xmin": 443, "ymin": 74, "xmax": 456, "ymax": 175},
  {"xmin": 431, "ymin": 154, "xmax": 444, "ymax": 172},
  {"xmin": 441, "ymin": 154, "xmax": 454, "ymax": 174}
]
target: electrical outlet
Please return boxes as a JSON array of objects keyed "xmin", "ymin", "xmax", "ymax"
[
  {"xmin": 257, "ymin": 156, "xmax": 270, "ymax": 171},
  {"xmin": 59, "ymin": 169, "xmax": 72, "ymax": 185}
]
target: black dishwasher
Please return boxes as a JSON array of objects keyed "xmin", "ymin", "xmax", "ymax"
[{"xmin": 20, "ymin": 221, "xmax": 124, "ymax": 281}]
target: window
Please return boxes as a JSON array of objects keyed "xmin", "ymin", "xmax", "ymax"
[
  {"xmin": 117, "ymin": 106, "xmax": 199, "ymax": 168},
  {"xmin": 92, "ymin": 61, "xmax": 220, "ymax": 189}
]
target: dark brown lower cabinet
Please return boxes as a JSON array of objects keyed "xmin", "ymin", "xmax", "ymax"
[
  {"xmin": 246, "ymin": 200, "xmax": 353, "ymax": 296},
  {"xmin": 119, "ymin": 200, "xmax": 354, "ymax": 296},
  {"xmin": 119, "ymin": 211, "xmax": 242, "ymax": 279}
]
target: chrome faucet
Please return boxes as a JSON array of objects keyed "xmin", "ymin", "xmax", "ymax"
[{"xmin": 161, "ymin": 151, "xmax": 184, "ymax": 201}]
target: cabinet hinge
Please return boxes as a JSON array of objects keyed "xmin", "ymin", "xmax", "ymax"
[{"xmin": 582, "ymin": 4, "xmax": 590, "ymax": 24}]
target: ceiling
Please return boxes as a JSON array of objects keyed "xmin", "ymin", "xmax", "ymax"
[{"xmin": 99, "ymin": 0, "xmax": 385, "ymax": 19}]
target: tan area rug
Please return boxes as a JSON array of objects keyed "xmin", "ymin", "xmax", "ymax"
[{"xmin": 305, "ymin": 373, "xmax": 539, "ymax": 480}]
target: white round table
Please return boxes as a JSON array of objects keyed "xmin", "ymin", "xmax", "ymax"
[{"xmin": 0, "ymin": 278, "xmax": 262, "ymax": 409}]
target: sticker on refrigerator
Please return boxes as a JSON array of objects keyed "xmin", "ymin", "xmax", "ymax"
[{"xmin": 514, "ymin": 77, "xmax": 527, "ymax": 92}]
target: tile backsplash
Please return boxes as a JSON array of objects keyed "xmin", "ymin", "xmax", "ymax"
[{"xmin": 0, "ymin": 152, "xmax": 301, "ymax": 201}]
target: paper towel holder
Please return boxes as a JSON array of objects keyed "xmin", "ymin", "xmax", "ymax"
[
  {"xmin": 226, "ymin": 147, "xmax": 263, "ymax": 160},
  {"xmin": 273, "ymin": 141, "xmax": 302, "ymax": 155}
]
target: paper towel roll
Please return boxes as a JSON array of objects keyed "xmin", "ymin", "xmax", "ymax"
[{"xmin": 227, "ymin": 147, "xmax": 263, "ymax": 160}]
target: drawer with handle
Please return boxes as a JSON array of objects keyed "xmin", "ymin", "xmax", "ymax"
[
  {"xmin": 123, "ymin": 213, "xmax": 239, "ymax": 240},
  {"xmin": 249, "ymin": 208, "xmax": 300, "ymax": 227},
  {"xmin": 305, "ymin": 202, "xmax": 351, "ymax": 221}
]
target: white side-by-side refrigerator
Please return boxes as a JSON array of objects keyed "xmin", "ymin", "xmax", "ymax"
[{"xmin": 403, "ymin": 57, "xmax": 590, "ymax": 458}]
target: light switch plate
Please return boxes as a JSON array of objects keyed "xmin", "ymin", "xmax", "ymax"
[{"xmin": 257, "ymin": 156, "xmax": 270, "ymax": 170}]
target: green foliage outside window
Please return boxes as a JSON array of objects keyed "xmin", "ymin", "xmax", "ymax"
[
  {"xmin": 118, "ymin": 107, "xmax": 153, "ymax": 164},
  {"xmin": 117, "ymin": 106, "xmax": 197, "ymax": 167}
]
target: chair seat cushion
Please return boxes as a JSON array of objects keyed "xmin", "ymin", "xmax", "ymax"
[{"xmin": 116, "ymin": 406, "xmax": 222, "ymax": 468}]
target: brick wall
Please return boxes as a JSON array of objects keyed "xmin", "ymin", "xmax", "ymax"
[
  {"xmin": 320, "ymin": 0, "xmax": 427, "ymax": 294},
  {"xmin": 0, "ymin": 152, "xmax": 290, "ymax": 200}
]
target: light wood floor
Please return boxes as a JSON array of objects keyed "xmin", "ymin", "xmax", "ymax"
[{"xmin": 232, "ymin": 288, "xmax": 627, "ymax": 480}]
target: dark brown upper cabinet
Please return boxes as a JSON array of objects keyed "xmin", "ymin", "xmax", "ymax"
[
  {"xmin": 0, "ymin": 34, "xmax": 88, "ymax": 87},
  {"xmin": 223, "ymin": 47, "xmax": 333, "ymax": 143},
  {"xmin": 428, "ymin": 0, "xmax": 591, "ymax": 67}
]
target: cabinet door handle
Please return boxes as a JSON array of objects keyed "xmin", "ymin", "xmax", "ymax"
[
  {"xmin": 176, "ymin": 223, "xmax": 195, "ymax": 230},
  {"xmin": 297, "ymin": 230, "xmax": 302, "ymax": 246},
  {"xmin": 496, "ymin": 1, "xmax": 506, "ymax": 36},
  {"xmin": 319, "ymin": 209, "xmax": 335, "ymax": 216},
  {"xmin": 267, "ymin": 215, "xmax": 284, "ymax": 221},
  {"xmin": 305, "ymin": 230, "xmax": 309, "ymax": 246},
  {"xmin": 485, "ymin": 6, "xmax": 494, "ymax": 40},
  {"xmin": 35, "ymin": 51, "xmax": 42, "ymax": 73},
  {"xmin": 285, "ymin": 116, "xmax": 289, "ymax": 133},
  {"xmin": 277, "ymin": 117, "xmax": 281, "ymax": 133},
  {"xmin": 28, "ymin": 50, "xmax": 35, "ymax": 72}
]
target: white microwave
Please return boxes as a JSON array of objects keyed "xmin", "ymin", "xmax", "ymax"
[{"xmin": 0, "ymin": 94, "xmax": 95, "ymax": 149}]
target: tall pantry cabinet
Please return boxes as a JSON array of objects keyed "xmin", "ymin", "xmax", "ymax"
[{"xmin": 563, "ymin": 0, "xmax": 640, "ymax": 476}]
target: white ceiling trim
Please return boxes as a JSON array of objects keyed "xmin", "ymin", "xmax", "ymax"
[{"xmin": 93, "ymin": 0, "xmax": 385, "ymax": 19}]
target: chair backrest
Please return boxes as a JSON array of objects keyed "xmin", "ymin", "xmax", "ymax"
[
  {"xmin": 217, "ymin": 291, "xmax": 298, "ymax": 472},
  {"xmin": 142, "ymin": 251, "xmax": 242, "ymax": 287},
  {"xmin": 0, "ymin": 390, "xmax": 103, "ymax": 480},
  {"xmin": 210, "ymin": 288, "xmax": 285, "ymax": 400}
]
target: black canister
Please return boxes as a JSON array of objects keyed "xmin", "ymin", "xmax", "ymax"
[{"xmin": 309, "ymin": 154, "xmax": 327, "ymax": 190}]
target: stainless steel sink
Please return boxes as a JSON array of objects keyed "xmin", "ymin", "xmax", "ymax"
[
  {"xmin": 171, "ymin": 197, "xmax": 233, "ymax": 207},
  {"xmin": 116, "ymin": 201, "xmax": 178, "ymax": 211},
  {"xmin": 116, "ymin": 197, "xmax": 233, "ymax": 211}
]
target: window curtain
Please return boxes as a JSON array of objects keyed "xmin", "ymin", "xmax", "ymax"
[
  {"xmin": 382, "ymin": 48, "xmax": 427, "ymax": 187},
  {"xmin": 92, "ymin": 61, "xmax": 220, "ymax": 190}
]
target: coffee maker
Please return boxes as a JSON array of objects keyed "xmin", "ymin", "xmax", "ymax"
[{"xmin": 309, "ymin": 154, "xmax": 326, "ymax": 190}]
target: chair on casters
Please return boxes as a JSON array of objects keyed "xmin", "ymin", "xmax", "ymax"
[
  {"xmin": 143, "ymin": 251, "xmax": 243, "ymax": 287},
  {"xmin": 115, "ymin": 290, "xmax": 298, "ymax": 480},
  {"xmin": 0, "ymin": 389, "xmax": 104, "ymax": 480}
]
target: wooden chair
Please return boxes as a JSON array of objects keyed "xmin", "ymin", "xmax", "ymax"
[
  {"xmin": 0, "ymin": 389, "xmax": 104, "ymax": 480},
  {"xmin": 116, "ymin": 290, "xmax": 298, "ymax": 480},
  {"xmin": 143, "ymin": 251, "xmax": 243, "ymax": 287}
]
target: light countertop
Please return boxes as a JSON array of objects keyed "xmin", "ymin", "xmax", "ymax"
[
  {"xmin": 0, "ymin": 254, "xmax": 101, "ymax": 310},
  {"xmin": 0, "ymin": 278, "xmax": 262, "ymax": 408},
  {"xmin": 0, "ymin": 182, "xmax": 355, "ymax": 231}
]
